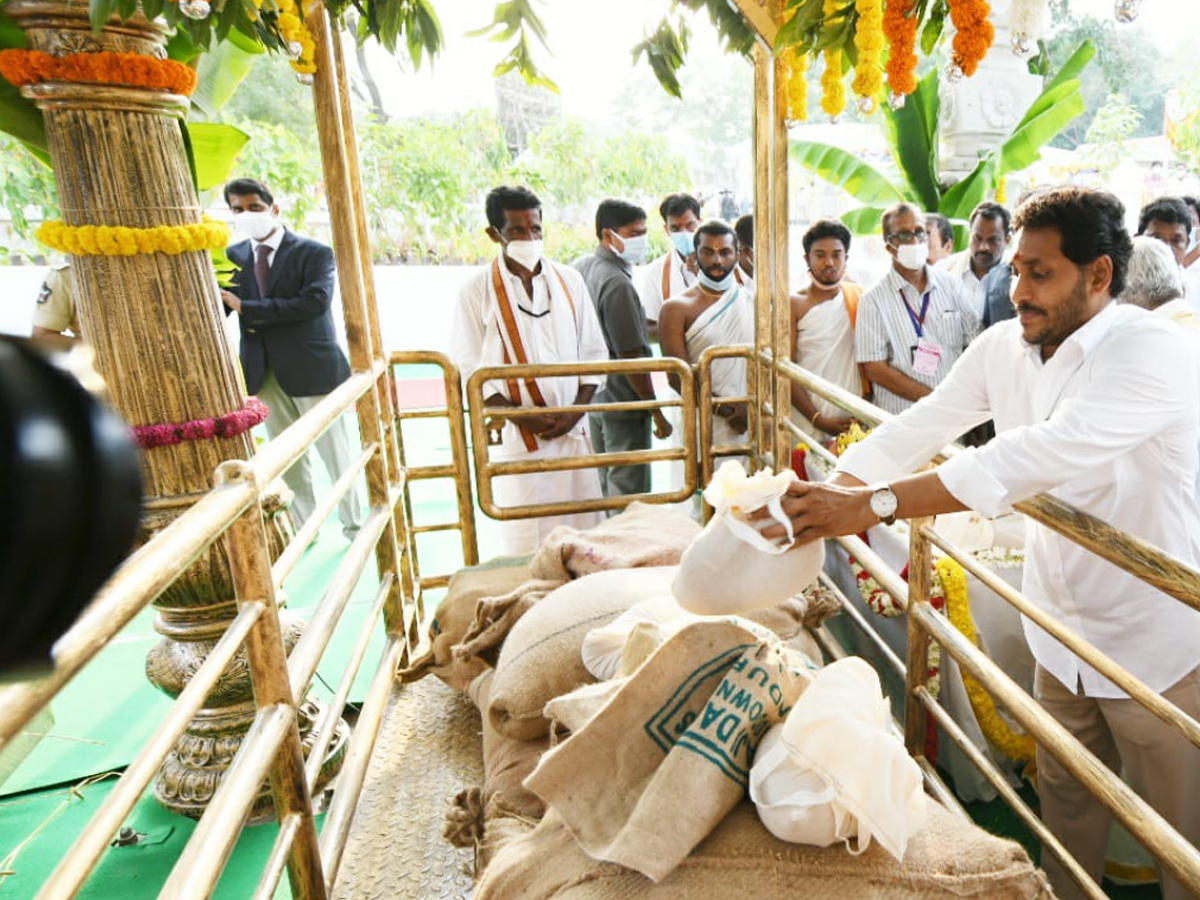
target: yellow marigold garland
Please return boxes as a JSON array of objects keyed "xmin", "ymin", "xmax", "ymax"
[
  {"xmin": 948, "ymin": 0, "xmax": 995, "ymax": 78},
  {"xmin": 851, "ymin": 0, "xmax": 884, "ymax": 113},
  {"xmin": 882, "ymin": 0, "xmax": 919, "ymax": 98},
  {"xmin": 275, "ymin": 0, "xmax": 317, "ymax": 75},
  {"xmin": 937, "ymin": 555, "xmax": 1037, "ymax": 767},
  {"xmin": 37, "ymin": 217, "xmax": 231, "ymax": 257},
  {"xmin": 820, "ymin": 0, "xmax": 846, "ymax": 117},
  {"xmin": 783, "ymin": 46, "xmax": 809, "ymax": 123}
]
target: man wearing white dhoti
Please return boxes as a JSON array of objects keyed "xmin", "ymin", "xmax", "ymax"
[
  {"xmin": 452, "ymin": 186, "xmax": 608, "ymax": 555},
  {"xmin": 790, "ymin": 219, "xmax": 865, "ymax": 441},
  {"xmin": 659, "ymin": 220, "xmax": 752, "ymax": 456}
]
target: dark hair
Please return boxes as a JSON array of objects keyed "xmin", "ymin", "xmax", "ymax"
[
  {"xmin": 594, "ymin": 199, "xmax": 647, "ymax": 240},
  {"xmin": 879, "ymin": 202, "xmax": 924, "ymax": 238},
  {"xmin": 802, "ymin": 219, "xmax": 852, "ymax": 255},
  {"xmin": 485, "ymin": 185, "xmax": 542, "ymax": 231},
  {"xmin": 224, "ymin": 178, "xmax": 274, "ymax": 205},
  {"xmin": 1014, "ymin": 186, "xmax": 1133, "ymax": 298},
  {"xmin": 692, "ymin": 218, "xmax": 736, "ymax": 251},
  {"xmin": 1137, "ymin": 197, "xmax": 1192, "ymax": 235},
  {"xmin": 734, "ymin": 214, "xmax": 754, "ymax": 248},
  {"xmin": 659, "ymin": 192, "xmax": 701, "ymax": 223},
  {"xmin": 970, "ymin": 200, "xmax": 1011, "ymax": 234},
  {"xmin": 1182, "ymin": 196, "xmax": 1200, "ymax": 220},
  {"xmin": 925, "ymin": 213, "xmax": 953, "ymax": 247}
]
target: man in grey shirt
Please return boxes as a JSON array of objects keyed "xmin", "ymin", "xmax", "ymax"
[{"xmin": 574, "ymin": 199, "xmax": 673, "ymax": 497}]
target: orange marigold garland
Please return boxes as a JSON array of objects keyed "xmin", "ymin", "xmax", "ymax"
[
  {"xmin": 883, "ymin": 0, "xmax": 919, "ymax": 100},
  {"xmin": 0, "ymin": 49, "xmax": 198, "ymax": 96},
  {"xmin": 948, "ymin": 0, "xmax": 995, "ymax": 78}
]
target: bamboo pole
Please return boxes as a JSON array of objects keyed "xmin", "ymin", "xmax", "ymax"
[
  {"xmin": 771, "ymin": 45, "xmax": 792, "ymax": 470},
  {"xmin": 903, "ymin": 518, "xmax": 933, "ymax": 758},
  {"xmin": 309, "ymin": 6, "xmax": 408, "ymax": 636},
  {"xmin": 217, "ymin": 460, "xmax": 327, "ymax": 900},
  {"xmin": 751, "ymin": 43, "xmax": 772, "ymax": 472}
]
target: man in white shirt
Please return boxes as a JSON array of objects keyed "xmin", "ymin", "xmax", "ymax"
[
  {"xmin": 855, "ymin": 202, "xmax": 981, "ymax": 416},
  {"xmin": 764, "ymin": 187, "xmax": 1200, "ymax": 900},
  {"xmin": 451, "ymin": 186, "xmax": 609, "ymax": 554},
  {"xmin": 937, "ymin": 201, "xmax": 1011, "ymax": 321},
  {"xmin": 640, "ymin": 193, "xmax": 701, "ymax": 341},
  {"xmin": 925, "ymin": 213, "xmax": 955, "ymax": 265},
  {"xmin": 1138, "ymin": 197, "xmax": 1200, "ymax": 312}
]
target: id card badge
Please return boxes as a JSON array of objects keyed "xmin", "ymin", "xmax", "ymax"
[{"xmin": 912, "ymin": 336, "xmax": 942, "ymax": 377}]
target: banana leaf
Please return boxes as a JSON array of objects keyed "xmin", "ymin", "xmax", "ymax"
[
  {"xmin": 940, "ymin": 42, "xmax": 1093, "ymax": 218},
  {"xmin": 190, "ymin": 31, "xmax": 264, "ymax": 120},
  {"xmin": 185, "ymin": 122, "xmax": 251, "ymax": 191},
  {"xmin": 790, "ymin": 141, "xmax": 910, "ymax": 207},
  {"xmin": 841, "ymin": 205, "xmax": 889, "ymax": 236},
  {"xmin": 881, "ymin": 69, "xmax": 941, "ymax": 211},
  {"xmin": 0, "ymin": 7, "xmax": 46, "ymax": 156}
]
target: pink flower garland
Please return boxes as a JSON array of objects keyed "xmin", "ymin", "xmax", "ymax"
[{"xmin": 133, "ymin": 398, "xmax": 269, "ymax": 450}]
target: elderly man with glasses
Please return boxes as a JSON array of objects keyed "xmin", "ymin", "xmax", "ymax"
[{"xmin": 854, "ymin": 202, "xmax": 981, "ymax": 415}]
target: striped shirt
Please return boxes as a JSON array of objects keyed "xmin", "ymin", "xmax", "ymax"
[{"xmin": 855, "ymin": 265, "xmax": 981, "ymax": 415}]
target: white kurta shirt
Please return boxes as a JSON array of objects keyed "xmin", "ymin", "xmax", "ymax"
[
  {"xmin": 451, "ymin": 255, "xmax": 608, "ymax": 453},
  {"xmin": 937, "ymin": 250, "xmax": 986, "ymax": 322},
  {"xmin": 451, "ymin": 255, "xmax": 609, "ymax": 553},
  {"xmin": 838, "ymin": 302, "xmax": 1200, "ymax": 698}
]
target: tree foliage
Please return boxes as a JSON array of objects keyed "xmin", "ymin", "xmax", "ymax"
[{"xmin": 1038, "ymin": 1, "xmax": 1168, "ymax": 149}]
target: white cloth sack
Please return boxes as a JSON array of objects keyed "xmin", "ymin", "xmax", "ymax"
[
  {"xmin": 673, "ymin": 461, "xmax": 824, "ymax": 614},
  {"xmin": 748, "ymin": 657, "xmax": 928, "ymax": 862}
]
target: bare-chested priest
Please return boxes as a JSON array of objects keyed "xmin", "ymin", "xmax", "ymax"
[
  {"xmin": 658, "ymin": 219, "xmax": 753, "ymax": 449},
  {"xmin": 790, "ymin": 219, "xmax": 866, "ymax": 441}
]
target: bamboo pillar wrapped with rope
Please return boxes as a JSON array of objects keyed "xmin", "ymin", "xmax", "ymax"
[{"xmin": 0, "ymin": 0, "xmax": 345, "ymax": 819}]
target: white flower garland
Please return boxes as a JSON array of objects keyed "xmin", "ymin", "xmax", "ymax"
[{"xmin": 1008, "ymin": 0, "xmax": 1049, "ymax": 54}]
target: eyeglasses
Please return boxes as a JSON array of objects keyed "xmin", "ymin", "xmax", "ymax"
[{"xmin": 887, "ymin": 229, "xmax": 928, "ymax": 246}]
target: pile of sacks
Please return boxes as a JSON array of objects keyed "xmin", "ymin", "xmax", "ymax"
[{"xmin": 402, "ymin": 470, "xmax": 1053, "ymax": 900}]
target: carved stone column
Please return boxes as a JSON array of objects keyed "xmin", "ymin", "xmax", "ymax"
[
  {"xmin": 938, "ymin": 0, "xmax": 1043, "ymax": 185},
  {"xmin": 5, "ymin": 1, "xmax": 346, "ymax": 820}
]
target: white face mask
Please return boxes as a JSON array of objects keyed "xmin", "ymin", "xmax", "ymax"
[
  {"xmin": 234, "ymin": 210, "xmax": 278, "ymax": 242},
  {"xmin": 611, "ymin": 232, "xmax": 649, "ymax": 265},
  {"xmin": 895, "ymin": 242, "xmax": 929, "ymax": 271},
  {"xmin": 504, "ymin": 239, "xmax": 544, "ymax": 271}
]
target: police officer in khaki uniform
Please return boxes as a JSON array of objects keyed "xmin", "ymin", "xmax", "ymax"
[{"xmin": 32, "ymin": 264, "xmax": 81, "ymax": 350}]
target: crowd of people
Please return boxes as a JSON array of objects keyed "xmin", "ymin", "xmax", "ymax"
[{"xmin": 28, "ymin": 171, "xmax": 1200, "ymax": 898}]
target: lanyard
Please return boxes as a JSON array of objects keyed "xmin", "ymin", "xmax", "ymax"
[{"xmin": 901, "ymin": 290, "xmax": 931, "ymax": 338}]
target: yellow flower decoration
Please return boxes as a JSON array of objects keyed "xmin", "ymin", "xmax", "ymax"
[
  {"xmin": 937, "ymin": 556, "xmax": 1037, "ymax": 768},
  {"xmin": 820, "ymin": 0, "xmax": 846, "ymax": 118},
  {"xmin": 274, "ymin": 0, "xmax": 317, "ymax": 75},
  {"xmin": 783, "ymin": 45, "xmax": 809, "ymax": 123},
  {"xmin": 37, "ymin": 217, "xmax": 231, "ymax": 257},
  {"xmin": 851, "ymin": 0, "xmax": 884, "ymax": 112}
]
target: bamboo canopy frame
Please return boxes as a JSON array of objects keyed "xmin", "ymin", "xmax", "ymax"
[{"xmin": 4, "ymin": 0, "xmax": 1200, "ymax": 898}]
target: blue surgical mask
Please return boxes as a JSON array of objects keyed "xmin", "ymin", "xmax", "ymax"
[
  {"xmin": 697, "ymin": 268, "xmax": 736, "ymax": 293},
  {"xmin": 669, "ymin": 231, "xmax": 695, "ymax": 257},
  {"xmin": 612, "ymin": 232, "xmax": 649, "ymax": 265}
]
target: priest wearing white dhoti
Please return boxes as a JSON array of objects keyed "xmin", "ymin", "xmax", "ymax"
[
  {"xmin": 659, "ymin": 220, "xmax": 753, "ymax": 456},
  {"xmin": 790, "ymin": 219, "xmax": 866, "ymax": 441},
  {"xmin": 452, "ymin": 186, "xmax": 608, "ymax": 555}
]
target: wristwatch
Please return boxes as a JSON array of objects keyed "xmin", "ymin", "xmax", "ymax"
[{"xmin": 869, "ymin": 484, "xmax": 899, "ymax": 526}]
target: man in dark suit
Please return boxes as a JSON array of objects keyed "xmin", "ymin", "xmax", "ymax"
[{"xmin": 221, "ymin": 177, "xmax": 363, "ymax": 539}]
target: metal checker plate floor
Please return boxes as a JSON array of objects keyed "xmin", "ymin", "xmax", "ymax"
[{"xmin": 331, "ymin": 676, "xmax": 483, "ymax": 900}]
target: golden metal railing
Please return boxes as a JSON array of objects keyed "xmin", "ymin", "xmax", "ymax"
[
  {"xmin": 777, "ymin": 357, "xmax": 1200, "ymax": 900},
  {"xmin": 466, "ymin": 357, "xmax": 700, "ymax": 519}
]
